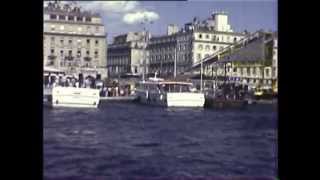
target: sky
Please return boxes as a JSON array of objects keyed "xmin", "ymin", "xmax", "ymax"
[{"xmin": 48, "ymin": 1, "xmax": 278, "ymax": 43}]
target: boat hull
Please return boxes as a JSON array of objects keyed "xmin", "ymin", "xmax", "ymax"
[
  {"xmin": 45, "ymin": 87, "xmax": 100, "ymax": 108},
  {"xmin": 137, "ymin": 91, "xmax": 205, "ymax": 107},
  {"xmin": 166, "ymin": 93, "xmax": 205, "ymax": 107}
]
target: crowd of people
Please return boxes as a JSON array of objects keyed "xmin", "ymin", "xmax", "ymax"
[
  {"xmin": 211, "ymin": 83, "xmax": 250, "ymax": 101},
  {"xmin": 43, "ymin": 73, "xmax": 133, "ymax": 97}
]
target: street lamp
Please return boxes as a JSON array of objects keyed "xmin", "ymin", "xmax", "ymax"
[{"xmin": 140, "ymin": 15, "xmax": 153, "ymax": 81}]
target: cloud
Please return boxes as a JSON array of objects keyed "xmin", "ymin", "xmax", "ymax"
[
  {"xmin": 123, "ymin": 11, "xmax": 160, "ymax": 24},
  {"xmin": 79, "ymin": 1, "xmax": 140, "ymax": 13},
  {"xmin": 78, "ymin": 1, "xmax": 160, "ymax": 25}
]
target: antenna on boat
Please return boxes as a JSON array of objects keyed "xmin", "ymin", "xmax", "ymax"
[{"xmin": 154, "ymin": 71, "xmax": 158, "ymax": 79}]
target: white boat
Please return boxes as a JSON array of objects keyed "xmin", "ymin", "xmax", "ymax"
[
  {"xmin": 44, "ymin": 86, "xmax": 100, "ymax": 108},
  {"xmin": 135, "ymin": 77, "xmax": 205, "ymax": 107}
]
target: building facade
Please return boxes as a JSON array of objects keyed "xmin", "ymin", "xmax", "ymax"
[
  {"xmin": 223, "ymin": 31, "xmax": 278, "ymax": 89},
  {"xmin": 107, "ymin": 32, "xmax": 150, "ymax": 77},
  {"xmin": 272, "ymin": 34, "xmax": 278, "ymax": 91},
  {"xmin": 43, "ymin": 2, "xmax": 107, "ymax": 78},
  {"xmin": 147, "ymin": 12, "xmax": 246, "ymax": 77}
]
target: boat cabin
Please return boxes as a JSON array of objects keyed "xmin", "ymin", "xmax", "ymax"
[{"xmin": 138, "ymin": 81, "xmax": 196, "ymax": 93}]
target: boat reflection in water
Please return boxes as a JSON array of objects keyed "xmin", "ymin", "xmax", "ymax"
[{"xmin": 136, "ymin": 75, "xmax": 205, "ymax": 108}]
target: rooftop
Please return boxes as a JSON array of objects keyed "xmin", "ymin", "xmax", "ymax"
[{"xmin": 44, "ymin": 1, "xmax": 100, "ymax": 17}]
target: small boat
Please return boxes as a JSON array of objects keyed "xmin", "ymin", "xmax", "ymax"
[
  {"xmin": 135, "ymin": 75, "xmax": 205, "ymax": 107},
  {"xmin": 44, "ymin": 86, "xmax": 100, "ymax": 108}
]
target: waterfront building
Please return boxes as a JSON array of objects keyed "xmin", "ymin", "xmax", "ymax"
[
  {"xmin": 272, "ymin": 33, "xmax": 278, "ymax": 91},
  {"xmin": 43, "ymin": 1, "xmax": 107, "ymax": 78},
  {"xmin": 224, "ymin": 31, "xmax": 278, "ymax": 89},
  {"xmin": 107, "ymin": 32, "xmax": 150, "ymax": 78},
  {"xmin": 147, "ymin": 11, "xmax": 246, "ymax": 77}
]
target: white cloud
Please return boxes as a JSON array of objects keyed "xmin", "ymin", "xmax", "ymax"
[
  {"xmin": 79, "ymin": 1, "xmax": 140, "ymax": 13},
  {"xmin": 123, "ymin": 11, "xmax": 160, "ymax": 25}
]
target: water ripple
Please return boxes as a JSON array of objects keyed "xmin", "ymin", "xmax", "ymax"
[{"xmin": 44, "ymin": 102, "xmax": 277, "ymax": 179}]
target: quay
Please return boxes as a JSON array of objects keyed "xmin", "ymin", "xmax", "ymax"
[
  {"xmin": 100, "ymin": 96, "xmax": 137, "ymax": 102},
  {"xmin": 205, "ymin": 98, "xmax": 248, "ymax": 109}
]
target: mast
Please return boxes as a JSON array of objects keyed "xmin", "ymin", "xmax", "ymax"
[
  {"xmin": 200, "ymin": 58, "xmax": 203, "ymax": 92},
  {"xmin": 174, "ymin": 45, "xmax": 177, "ymax": 78}
]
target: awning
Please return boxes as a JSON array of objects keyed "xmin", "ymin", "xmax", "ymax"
[{"xmin": 44, "ymin": 66, "xmax": 64, "ymax": 73}]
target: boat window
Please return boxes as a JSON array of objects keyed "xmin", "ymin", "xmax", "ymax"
[
  {"xmin": 163, "ymin": 84, "xmax": 191, "ymax": 92},
  {"xmin": 180, "ymin": 85, "xmax": 190, "ymax": 92},
  {"xmin": 163, "ymin": 84, "xmax": 169, "ymax": 92}
]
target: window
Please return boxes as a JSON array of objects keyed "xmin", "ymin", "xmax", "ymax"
[
  {"xmin": 94, "ymin": 51, "xmax": 98, "ymax": 58},
  {"xmin": 77, "ymin": 50, "xmax": 81, "ymax": 57},
  {"xmin": 95, "ymin": 40, "xmax": 99, "ymax": 45},
  {"xmin": 212, "ymin": 35, "xmax": 216, "ymax": 41},
  {"xmin": 95, "ymin": 26, "xmax": 99, "ymax": 32},
  {"xmin": 205, "ymin": 45, "xmax": 210, "ymax": 51},
  {"xmin": 266, "ymin": 69, "xmax": 270, "ymax": 76},
  {"xmin": 199, "ymin": 34, "xmax": 202, "ymax": 39},
  {"xmin": 50, "ymin": 36, "xmax": 55, "ymax": 42},
  {"xmin": 60, "ymin": 50, "xmax": 63, "ymax": 56},
  {"xmin": 68, "ymin": 50, "xmax": 72, "ymax": 56},
  {"xmin": 60, "ymin": 39, "xmax": 64, "ymax": 44},
  {"xmin": 198, "ymin": 44, "xmax": 203, "ymax": 50},
  {"xmin": 68, "ymin": 40, "xmax": 72, "ymax": 44},
  {"xmin": 59, "ymin": 15, "xmax": 65, "ymax": 20},
  {"xmin": 206, "ymin": 34, "xmax": 210, "ymax": 39},
  {"xmin": 50, "ymin": 25, "xmax": 55, "ymax": 31},
  {"xmin": 197, "ymin": 54, "xmax": 202, "ymax": 60},
  {"xmin": 77, "ymin": 16, "xmax": 83, "ymax": 22},
  {"xmin": 272, "ymin": 67, "xmax": 276, "ymax": 77},
  {"xmin": 233, "ymin": 67, "xmax": 237, "ymax": 73},
  {"xmin": 50, "ymin": 14, "xmax": 57, "ymax": 20},
  {"xmin": 87, "ymin": 39, "xmax": 90, "ymax": 44},
  {"xmin": 233, "ymin": 37, "xmax": 237, "ymax": 42},
  {"xmin": 68, "ymin": 16, "xmax": 74, "ymax": 21},
  {"xmin": 219, "ymin": 47, "xmax": 223, "ymax": 50},
  {"xmin": 86, "ymin": 50, "xmax": 90, "ymax": 55},
  {"xmin": 213, "ymin": 46, "xmax": 216, "ymax": 50},
  {"xmin": 50, "ymin": 49, "xmax": 54, "ymax": 54},
  {"xmin": 227, "ymin": 36, "xmax": 230, "ymax": 42},
  {"xmin": 85, "ymin": 17, "xmax": 91, "ymax": 22}
]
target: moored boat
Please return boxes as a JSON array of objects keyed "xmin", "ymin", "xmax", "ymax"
[
  {"xmin": 44, "ymin": 86, "xmax": 100, "ymax": 108},
  {"xmin": 135, "ymin": 76, "xmax": 205, "ymax": 107}
]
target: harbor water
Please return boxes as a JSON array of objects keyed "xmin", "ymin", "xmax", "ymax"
[{"xmin": 44, "ymin": 102, "xmax": 277, "ymax": 179}]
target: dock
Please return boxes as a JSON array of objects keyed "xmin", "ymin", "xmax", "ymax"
[
  {"xmin": 100, "ymin": 96, "xmax": 138, "ymax": 102},
  {"xmin": 205, "ymin": 98, "xmax": 248, "ymax": 109}
]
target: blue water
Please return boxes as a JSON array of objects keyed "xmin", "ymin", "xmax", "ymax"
[{"xmin": 43, "ymin": 102, "xmax": 277, "ymax": 179}]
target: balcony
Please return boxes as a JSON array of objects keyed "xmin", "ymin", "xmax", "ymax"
[
  {"xmin": 46, "ymin": 60, "xmax": 54, "ymax": 66},
  {"xmin": 84, "ymin": 56, "xmax": 92, "ymax": 62},
  {"xmin": 48, "ymin": 54, "xmax": 57, "ymax": 60},
  {"xmin": 64, "ymin": 56, "xmax": 74, "ymax": 61}
]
